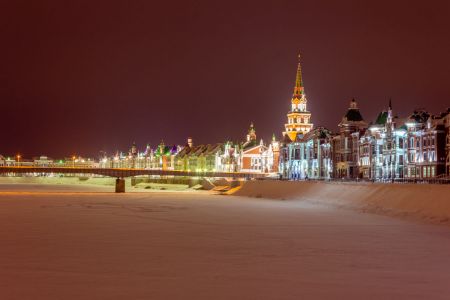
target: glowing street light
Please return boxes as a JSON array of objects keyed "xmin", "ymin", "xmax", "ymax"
[{"xmin": 16, "ymin": 154, "xmax": 21, "ymax": 166}]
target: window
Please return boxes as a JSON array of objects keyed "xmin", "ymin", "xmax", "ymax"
[{"xmin": 294, "ymin": 149, "xmax": 301, "ymax": 160}]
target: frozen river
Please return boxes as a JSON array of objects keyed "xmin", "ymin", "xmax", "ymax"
[{"xmin": 1, "ymin": 184, "xmax": 450, "ymax": 299}]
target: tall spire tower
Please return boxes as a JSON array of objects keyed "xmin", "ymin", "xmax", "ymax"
[{"xmin": 283, "ymin": 54, "xmax": 313, "ymax": 141}]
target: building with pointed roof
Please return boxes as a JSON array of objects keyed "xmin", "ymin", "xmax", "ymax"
[
  {"xmin": 332, "ymin": 99, "xmax": 368, "ymax": 179},
  {"xmin": 357, "ymin": 102, "xmax": 447, "ymax": 181},
  {"xmin": 239, "ymin": 123, "xmax": 279, "ymax": 173},
  {"xmin": 283, "ymin": 54, "xmax": 313, "ymax": 142},
  {"xmin": 243, "ymin": 122, "xmax": 257, "ymax": 149}
]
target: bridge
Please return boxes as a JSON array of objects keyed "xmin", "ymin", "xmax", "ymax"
[{"xmin": 0, "ymin": 166, "xmax": 268, "ymax": 192}]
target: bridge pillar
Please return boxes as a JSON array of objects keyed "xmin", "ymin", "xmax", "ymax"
[{"xmin": 115, "ymin": 178, "xmax": 125, "ymax": 193}]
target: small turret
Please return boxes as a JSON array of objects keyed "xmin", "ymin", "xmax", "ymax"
[
  {"xmin": 343, "ymin": 98, "xmax": 364, "ymax": 122},
  {"xmin": 247, "ymin": 122, "xmax": 256, "ymax": 142},
  {"xmin": 130, "ymin": 142, "xmax": 137, "ymax": 157},
  {"xmin": 387, "ymin": 99, "xmax": 393, "ymax": 124}
]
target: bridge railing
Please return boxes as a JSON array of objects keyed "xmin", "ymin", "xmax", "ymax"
[{"xmin": 0, "ymin": 166, "xmax": 269, "ymax": 179}]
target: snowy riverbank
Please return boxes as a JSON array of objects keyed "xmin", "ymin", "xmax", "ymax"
[
  {"xmin": 232, "ymin": 181, "xmax": 450, "ymax": 224},
  {"xmin": 0, "ymin": 177, "xmax": 195, "ymax": 192}
]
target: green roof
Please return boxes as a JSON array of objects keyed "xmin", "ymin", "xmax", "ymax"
[{"xmin": 375, "ymin": 111, "xmax": 388, "ymax": 125}]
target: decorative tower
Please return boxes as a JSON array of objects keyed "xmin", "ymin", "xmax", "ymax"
[
  {"xmin": 271, "ymin": 133, "xmax": 280, "ymax": 173},
  {"xmin": 130, "ymin": 142, "xmax": 137, "ymax": 157},
  {"xmin": 247, "ymin": 122, "xmax": 257, "ymax": 142},
  {"xmin": 187, "ymin": 137, "xmax": 193, "ymax": 148},
  {"xmin": 283, "ymin": 54, "xmax": 313, "ymax": 141},
  {"xmin": 387, "ymin": 99, "xmax": 394, "ymax": 128}
]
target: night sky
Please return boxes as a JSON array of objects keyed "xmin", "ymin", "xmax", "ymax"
[{"xmin": 1, "ymin": 0, "xmax": 449, "ymax": 158}]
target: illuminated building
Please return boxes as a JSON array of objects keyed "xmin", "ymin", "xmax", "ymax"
[
  {"xmin": 100, "ymin": 142, "xmax": 179, "ymax": 170},
  {"xmin": 217, "ymin": 141, "xmax": 241, "ymax": 173},
  {"xmin": 33, "ymin": 156, "xmax": 54, "ymax": 167},
  {"xmin": 240, "ymin": 123, "xmax": 279, "ymax": 173},
  {"xmin": 173, "ymin": 124, "xmax": 279, "ymax": 174},
  {"xmin": 68, "ymin": 156, "xmax": 96, "ymax": 168},
  {"xmin": 445, "ymin": 110, "xmax": 450, "ymax": 175},
  {"xmin": 279, "ymin": 56, "xmax": 331, "ymax": 179},
  {"xmin": 332, "ymin": 99, "xmax": 368, "ymax": 179},
  {"xmin": 402, "ymin": 109, "xmax": 447, "ymax": 179},
  {"xmin": 279, "ymin": 88, "xmax": 448, "ymax": 181},
  {"xmin": 279, "ymin": 127, "xmax": 333, "ymax": 179},
  {"xmin": 175, "ymin": 139, "xmax": 223, "ymax": 172},
  {"xmin": 358, "ymin": 101, "xmax": 406, "ymax": 180},
  {"xmin": 358, "ymin": 104, "xmax": 448, "ymax": 180},
  {"xmin": 283, "ymin": 54, "xmax": 313, "ymax": 142},
  {"xmin": 0, "ymin": 156, "xmax": 32, "ymax": 167},
  {"xmin": 240, "ymin": 122, "xmax": 261, "ymax": 172}
]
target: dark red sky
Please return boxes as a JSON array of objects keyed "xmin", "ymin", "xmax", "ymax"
[{"xmin": 1, "ymin": 0, "xmax": 449, "ymax": 158}]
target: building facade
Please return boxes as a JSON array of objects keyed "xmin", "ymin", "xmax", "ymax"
[
  {"xmin": 444, "ymin": 109, "xmax": 450, "ymax": 175},
  {"xmin": 280, "ymin": 127, "xmax": 333, "ymax": 180},
  {"xmin": 332, "ymin": 99, "xmax": 367, "ymax": 179},
  {"xmin": 240, "ymin": 124, "xmax": 280, "ymax": 174}
]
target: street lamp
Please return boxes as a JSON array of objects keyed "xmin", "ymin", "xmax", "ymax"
[
  {"xmin": 16, "ymin": 154, "xmax": 21, "ymax": 166},
  {"xmin": 72, "ymin": 156, "xmax": 76, "ymax": 168}
]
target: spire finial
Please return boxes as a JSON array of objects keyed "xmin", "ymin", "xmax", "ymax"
[{"xmin": 293, "ymin": 53, "xmax": 304, "ymax": 97}]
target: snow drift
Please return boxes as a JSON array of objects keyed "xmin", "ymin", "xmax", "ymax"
[{"xmin": 232, "ymin": 181, "xmax": 450, "ymax": 224}]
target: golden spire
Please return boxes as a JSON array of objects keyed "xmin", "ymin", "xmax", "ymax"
[{"xmin": 293, "ymin": 53, "xmax": 304, "ymax": 97}]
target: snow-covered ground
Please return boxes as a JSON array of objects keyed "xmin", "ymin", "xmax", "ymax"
[
  {"xmin": 1, "ymin": 183, "xmax": 450, "ymax": 299},
  {"xmin": 0, "ymin": 177, "xmax": 195, "ymax": 193},
  {"xmin": 233, "ymin": 180, "xmax": 450, "ymax": 225}
]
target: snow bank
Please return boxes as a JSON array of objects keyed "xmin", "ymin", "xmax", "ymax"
[
  {"xmin": 0, "ymin": 177, "xmax": 210, "ymax": 194},
  {"xmin": 232, "ymin": 181, "xmax": 450, "ymax": 224},
  {"xmin": 134, "ymin": 182, "xmax": 190, "ymax": 191},
  {"xmin": 0, "ymin": 176, "xmax": 116, "ymax": 186}
]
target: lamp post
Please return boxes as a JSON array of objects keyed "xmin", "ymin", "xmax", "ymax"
[
  {"xmin": 72, "ymin": 156, "xmax": 76, "ymax": 168},
  {"xmin": 16, "ymin": 154, "xmax": 21, "ymax": 166}
]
